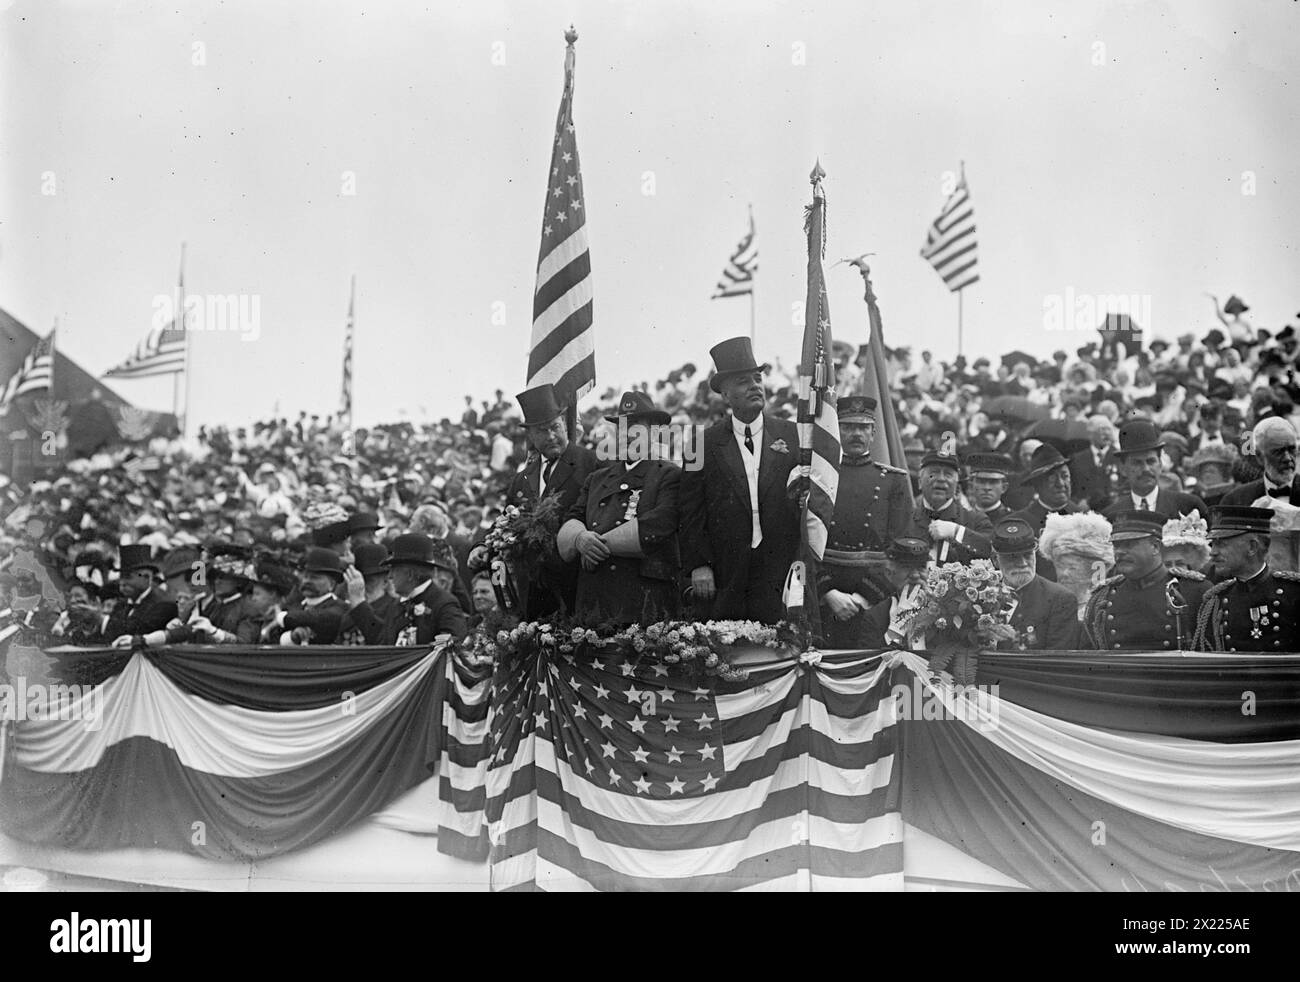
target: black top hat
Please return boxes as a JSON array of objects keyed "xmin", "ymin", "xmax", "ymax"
[
  {"xmin": 1223, "ymin": 295, "xmax": 1249, "ymax": 316},
  {"xmin": 708, "ymin": 336, "xmax": 771, "ymax": 393},
  {"xmin": 1208, "ymin": 505, "xmax": 1273, "ymax": 539},
  {"xmin": 966, "ymin": 452, "xmax": 1014, "ymax": 477},
  {"xmin": 252, "ymin": 559, "xmax": 297, "ymax": 596},
  {"xmin": 991, "ymin": 517, "xmax": 1037, "ymax": 554},
  {"xmin": 116, "ymin": 544, "xmax": 160, "ymax": 574},
  {"xmin": 1022, "ymin": 444, "xmax": 1069, "ymax": 484},
  {"xmin": 383, "ymin": 533, "xmax": 458, "ymax": 573},
  {"xmin": 1110, "ymin": 510, "xmax": 1165, "ymax": 542},
  {"xmin": 515, "ymin": 383, "xmax": 566, "ymax": 427},
  {"xmin": 837, "ymin": 395, "xmax": 878, "ymax": 422},
  {"xmin": 352, "ymin": 543, "xmax": 390, "ymax": 577},
  {"xmin": 604, "ymin": 391, "xmax": 671, "ymax": 425},
  {"xmin": 1115, "ymin": 417, "xmax": 1165, "ymax": 456},
  {"xmin": 886, "ymin": 536, "xmax": 931, "ymax": 568},
  {"xmin": 301, "ymin": 547, "xmax": 346, "ymax": 579},
  {"xmin": 348, "ymin": 511, "xmax": 381, "ymax": 534}
]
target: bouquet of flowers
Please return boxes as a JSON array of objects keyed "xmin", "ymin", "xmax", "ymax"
[
  {"xmin": 469, "ymin": 495, "xmax": 566, "ymax": 613},
  {"xmin": 891, "ymin": 560, "xmax": 1020, "ymax": 679}
]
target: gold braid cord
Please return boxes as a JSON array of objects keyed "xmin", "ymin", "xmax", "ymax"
[
  {"xmin": 1082, "ymin": 577, "xmax": 1122, "ymax": 649},
  {"xmin": 1192, "ymin": 579, "xmax": 1234, "ymax": 651}
]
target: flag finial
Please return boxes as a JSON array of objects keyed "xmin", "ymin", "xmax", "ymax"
[
  {"xmin": 810, "ymin": 159, "xmax": 825, "ymax": 184},
  {"xmin": 565, "ymin": 25, "xmax": 578, "ymax": 45}
]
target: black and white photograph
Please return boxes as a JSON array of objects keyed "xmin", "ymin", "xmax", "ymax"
[{"xmin": 0, "ymin": 0, "xmax": 1296, "ymax": 939}]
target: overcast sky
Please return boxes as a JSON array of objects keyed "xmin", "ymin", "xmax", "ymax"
[{"xmin": 2, "ymin": 0, "xmax": 1296, "ymax": 429}]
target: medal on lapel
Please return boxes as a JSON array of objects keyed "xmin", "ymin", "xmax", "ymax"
[
  {"xmin": 624, "ymin": 489, "xmax": 641, "ymax": 521},
  {"xmin": 1250, "ymin": 605, "xmax": 1267, "ymax": 640}
]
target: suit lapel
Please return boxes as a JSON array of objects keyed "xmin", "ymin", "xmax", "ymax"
[
  {"xmin": 715, "ymin": 421, "xmax": 750, "ymax": 500},
  {"xmin": 546, "ymin": 451, "xmax": 574, "ymax": 495}
]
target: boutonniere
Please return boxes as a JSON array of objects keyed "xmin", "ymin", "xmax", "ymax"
[
  {"xmin": 412, "ymin": 603, "xmax": 429, "ymax": 617},
  {"xmin": 769, "ymin": 439, "xmax": 789, "ymax": 454}
]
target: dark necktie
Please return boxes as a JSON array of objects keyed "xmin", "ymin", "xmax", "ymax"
[
  {"xmin": 542, "ymin": 459, "xmax": 555, "ymax": 492},
  {"xmin": 1139, "ymin": 499, "xmax": 1149, "ymax": 510},
  {"xmin": 1267, "ymin": 485, "xmax": 1290, "ymax": 499},
  {"xmin": 744, "ymin": 426, "xmax": 754, "ymax": 454}
]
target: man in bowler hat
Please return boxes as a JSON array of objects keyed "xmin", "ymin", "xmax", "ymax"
[
  {"xmin": 678, "ymin": 337, "xmax": 802, "ymax": 623},
  {"xmin": 1102, "ymin": 418, "xmax": 1208, "ymax": 521},
  {"xmin": 261, "ymin": 547, "xmax": 348, "ymax": 644},
  {"xmin": 505, "ymin": 383, "xmax": 599, "ymax": 619},
  {"xmin": 343, "ymin": 533, "xmax": 465, "ymax": 644}
]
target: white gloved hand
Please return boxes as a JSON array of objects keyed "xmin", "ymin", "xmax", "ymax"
[
  {"xmin": 929, "ymin": 520, "xmax": 960, "ymax": 541},
  {"xmin": 823, "ymin": 589, "xmax": 860, "ymax": 622}
]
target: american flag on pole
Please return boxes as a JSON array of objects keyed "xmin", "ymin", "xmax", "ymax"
[
  {"xmin": 0, "ymin": 328, "xmax": 55, "ymax": 411},
  {"xmin": 478, "ymin": 646, "xmax": 904, "ymax": 890},
  {"xmin": 105, "ymin": 251, "xmax": 190, "ymax": 380},
  {"xmin": 920, "ymin": 164, "xmax": 980, "ymax": 292},
  {"xmin": 339, "ymin": 275, "xmax": 355, "ymax": 430},
  {"xmin": 526, "ymin": 27, "xmax": 595, "ymax": 405},
  {"xmin": 790, "ymin": 161, "xmax": 840, "ymax": 562},
  {"xmin": 711, "ymin": 207, "xmax": 757, "ymax": 299}
]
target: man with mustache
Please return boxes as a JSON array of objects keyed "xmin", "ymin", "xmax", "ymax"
[
  {"xmin": 1192, "ymin": 505, "xmax": 1300, "ymax": 652},
  {"xmin": 260, "ymin": 547, "xmax": 347, "ymax": 645},
  {"xmin": 1013, "ymin": 444, "xmax": 1084, "ymax": 534},
  {"xmin": 990, "ymin": 518, "xmax": 1079, "ymax": 650},
  {"xmin": 1220, "ymin": 417, "xmax": 1300, "ymax": 506},
  {"xmin": 964, "ymin": 452, "xmax": 1015, "ymax": 523},
  {"xmin": 1081, "ymin": 511, "xmax": 1211, "ymax": 650},
  {"xmin": 817, "ymin": 396, "xmax": 911, "ymax": 647},
  {"xmin": 1101, "ymin": 418, "xmax": 1208, "ymax": 521},
  {"xmin": 104, "ymin": 544, "xmax": 179, "ymax": 647},
  {"xmin": 679, "ymin": 336, "xmax": 801, "ymax": 623},
  {"xmin": 905, "ymin": 438, "xmax": 992, "ymax": 566}
]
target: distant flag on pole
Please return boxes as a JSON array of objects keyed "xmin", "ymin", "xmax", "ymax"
[
  {"xmin": 339, "ymin": 275, "xmax": 355, "ymax": 430},
  {"xmin": 920, "ymin": 164, "xmax": 980, "ymax": 292},
  {"xmin": 711, "ymin": 206, "xmax": 757, "ymax": 299},
  {"xmin": 526, "ymin": 27, "xmax": 595, "ymax": 405},
  {"xmin": 104, "ymin": 253, "xmax": 189, "ymax": 380},
  {"xmin": 0, "ymin": 327, "xmax": 55, "ymax": 412},
  {"xmin": 789, "ymin": 161, "xmax": 840, "ymax": 563}
]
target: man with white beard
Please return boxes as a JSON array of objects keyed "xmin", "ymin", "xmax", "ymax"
[{"xmin": 990, "ymin": 518, "xmax": 1079, "ymax": 650}]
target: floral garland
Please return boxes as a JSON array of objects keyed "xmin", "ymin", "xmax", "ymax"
[{"xmin": 452, "ymin": 617, "xmax": 809, "ymax": 683}]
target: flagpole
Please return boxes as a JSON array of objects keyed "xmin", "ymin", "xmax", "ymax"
[
  {"xmin": 178, "ymin": 241, "xmax": 190, "ymax": 437},
  {"xmin": 748, "ymin": 203, "xmax": 756, "ymax": 344},
  {"xmin": 49, "ymin": 317, "xmax": 58, "ymax": 399},
  {"xmin": 958, "ymin": 288, "xmax": 964, "ymax": 359}
]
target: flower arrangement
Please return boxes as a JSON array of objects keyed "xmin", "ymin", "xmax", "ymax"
[
  {"xmin": 469, "ymin": 495, "xmax": 567, "ymax": 613},
  {"xmin": 891, "ymin": 560, "xmax": 1020, "ymax": 677},
  {"xmin": 452, "ymin": 617, "xmax": 809, "ymax": 683}
]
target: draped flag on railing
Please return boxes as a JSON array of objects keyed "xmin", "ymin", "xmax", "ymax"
[
  {"xmin": 789, "ymin": 161, "xmax": 840, "ymax": 565},
  {"xmin": 526, "ymin": 27, "xmax": 596, "ymax": 407},
  {"xmin": 0, "ymin": 326, "xmax": 55, "ymax": 413}
]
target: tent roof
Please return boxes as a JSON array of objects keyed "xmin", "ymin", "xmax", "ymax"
[{"xmin": 0, "ymin": 306, "xmax": 131, "ymax": 412}]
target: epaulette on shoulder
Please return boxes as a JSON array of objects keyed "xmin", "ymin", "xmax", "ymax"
[
  {"xmin": 874, "ymin": 461, "xmax": 909, "ymax": 475},
  {"xmin": 1171, "ymin": 567, "xmax": 1206, "ymax": 581},
  {"xmin": 1103, "ymin": 573, "xmax": 1125, "ymax": 587},
  {"xmin": 1273, "ymin": 569, "xmax": 1300, "ymax": 583},
  {"xmin": 1203, "ymin": 578, "xmax": 1234, "ymax": 599}
]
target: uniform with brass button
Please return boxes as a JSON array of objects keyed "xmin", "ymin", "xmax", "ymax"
[{"xmin": 557, "ymin": 391, "xmax": 681, "ymax": 626}]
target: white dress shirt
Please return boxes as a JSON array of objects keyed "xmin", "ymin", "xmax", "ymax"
[
  {"xmin": 1130, "ymin": 488, "xmax": 1159, "ymax": 511},
  {"xmin": 731, "ymin": 413, "xmax": 764, "ymax": 548}
]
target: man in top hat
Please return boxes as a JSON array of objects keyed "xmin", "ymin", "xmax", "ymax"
[
  {"xmin": 1068, "ymin": 415, "xmax": 1119, "ymax": 512},
  {"xmin": 505, "ymin": 383, "xmax": 599, "ymax": 619},
  {"xmin": 859, "ymin": 537, "xmax": 933, "ymax": 649},
  {"xmin": 348, "ymin": 510, "xmax": 382, "ymax": 551},
  {"xmin": 1221, "ymin": 417, "xmax": 1300, "ymax": 507},
  {"xmin": 337, "ymin": 543, "xmax": 396, "ymax": 645},
  {"xmin": 965, "ymin": 452, "xmax": 1016, "ymax": 524},
  {"xmin": 260, "ymin": 547, "xmax": 348, "ymax": 645},
  {"xmin": 905, "ymin": 436, "xmax": 992, "ymax": 565},
  {"xmin": 343, "ymin": 533, "xmax": 466, "ymax": 644},
  {"xmin": 817, "ymin": 395, "xmax": 913, "ymax": 647},
  {"xmin": 990, "ymin": 518, "xmax": 1079, "ymax": 650},
  {"xmin": 1081, "ymin": 511, "xmax": 1211, "ymax": 650},
  {"xmin": 678, "ymin": 336, "xmax": 802, "ymax": 623},
  {"xmin": 1193, "ymin": 506, "xmax": 1300, "ymax": 652},
  {"xmin": 1101, "ymin": 418, "xmax": 1207, "ymax": 521},
  {"xmin": 557, "ymin": 391, "xmax": 681, "ymax": 626},
  {"xmin": 104, "ymin": 544, "xmax": 180, "ymax": 646}
]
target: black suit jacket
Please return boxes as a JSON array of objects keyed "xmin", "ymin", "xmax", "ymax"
[
  {"xmin": 1102, "ymin": 488, "xmax": 1208, "ymax": 521},
  {"xmin": 1069, "ymin": 447, "xmax": 1118, "ymax": 511},
  {"xmin": 505, "ymin": 441, "xmax": 600, "ymax": 619},
  {"xmin": 101, "ymin": 587, "xmax": 179, "ymax": 642},
  {"xmin": 1007, "ymin": 576, "xmax": 1079, "ymax": 650},
  {"xmin": 906, "ymin": 498, "xmax": 992, "ymax": 563},
  {"xmin": 341, "ymin": 582, "xmax": 466, "ymax": 645},
  {"xmin": 1220, "ymin": 477, "xmax": 1300, "ymax": 508},
  {"xmin": 678, "ymin": 414, "xmax": 801, "ymax": 619}
]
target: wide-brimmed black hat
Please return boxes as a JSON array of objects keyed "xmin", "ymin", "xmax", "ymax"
[
  {"xmin": 604, "ymin": 390, "xmax": 670, "ymax": 425},
  {"xmin": 708, "ymin": 336, "xmax": 770, "ymax": 393},
  {"xmin": 1022, "ymin": 444, "xmax": 1070, "ymax": 484},
  {"xmin": 1208, "ymin": 505, "xmax": 1273, "ymax": 539},
  {"xmin": 348, "ymin": 511, "xmax": 381, "ymax": 534},
  {"xmin": 991, "ymin": 517, "xmax": 1037, "ymax": 554},
  {"xmin": 837, "ymin": 396, "xmax": 878, "ymax": 423},
  {"xmin": 886, "ymin": 536, "xmax": 931, "ymax": 568},
  {"xmin": 383, "ymin": 533, "xmax": 458, "ymax": 573},
  {"xmin": 1203, "ymin": 328, "xmax": 1226, "ymax": 347},
  {"xmin": 116, "ymin": 544, "xmax": 160, "ymax": 574},
  {"xmin": 352, "ymin": 543, "xmax": 389, "ymax": 576},
  {"xmin": 515, "ymin": 383, "xmax": 566, "ymax": 427},
  {"xmin": 301, "ymin": 547, "xmax": 346, "ymax": 579},
  {"xmin": 1115, "ymin": 417, "xmax": 1165, "ymax": 456}
]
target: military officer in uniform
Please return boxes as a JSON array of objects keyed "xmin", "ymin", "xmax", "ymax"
[
  {"xmin": 1082, "ymin": 511, "xmax": 1212, "ymax": 650},
  {"xmin": 818, "ymin": 395, "xmax": 911, "ymax": 647},
  {"xmin": 859, "ymin": 537, "xmax": 934, "ymax": 649},
  {"xmin": 906, "ymin": 437, "xmax": 993, "ymax": 565},
  {"xmin": 1192, "ymin": 506, "xmax": 1300, "ymax": 652},
  {"xmin": 965, "ymin": 453, "xmax": 1015, "ymax": 524},
  {"xmin": 558, "ymin": 391, "xmax": 681, "ymax": 626},
  {"xmin": 990, "ymin": 518, "xmax": 1079, "ymax": 650}
]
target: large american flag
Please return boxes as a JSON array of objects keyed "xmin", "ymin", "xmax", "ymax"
[
  {"xmin": 339, "ymin": 275, "xmax": 355, "ymax": 430},
  {"xmin": 0, "ymin": 327, "xmax": 55, "ymax": 411},
  {"xmin": 792, "ymin": 163, "xmax": 840, "ymax": 561},
  {"xmin": 920, "ymin": 164, "xmax": 980, "ymax": 292},
  {"xmin": 466, "ymin": 646, "xmax": 903, "ymax": 890},
  {"xmin": 711, "ymin": 207, "xmax": 757, "ymax": 299},
  {"xmin": 526, "ymin": 29, "xmax": 595, "ymax": 405}
]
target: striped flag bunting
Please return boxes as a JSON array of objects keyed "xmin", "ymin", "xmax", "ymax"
[
  {"xmin": 0, "ymin": 327, "xmax": 55, "ymax": 411},
  {"xmin": 920, "ymin": 164, "xmax": 980, "ymax": 292},
  {"xmin": 103, "ymin": 323, "xmax": 187, "ymax": 379},
  {"xmin": 789, "ymin": 162, "xmax": 840, "ymax": 562},
  {"xmin": 527, "ymin": 29, "xmax": 596, "ymax": 405},
  {"xmin": 711, "ymin": 207, "xmax": 757, "ymax": 299},
  {"xmin": 339, "ymin": 276, "xmax": 355, "ymax": 430}
]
